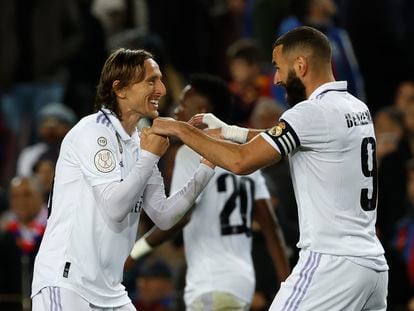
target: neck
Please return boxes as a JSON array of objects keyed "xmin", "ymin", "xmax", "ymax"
[
  {"xmin": 120, "ymin": 111, "xmax": 141, "ymax": 136},
  {"xmin": 305, "ymin": 71, "xmax": 336, "ymax": 98}
]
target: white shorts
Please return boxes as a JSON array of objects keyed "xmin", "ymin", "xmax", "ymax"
[
  {"xmin": 32, "ymin": 287, "xmax": 136, "ymax": 311},
  {"xmin": 269, "ymin": 250, "xmax": 388, "ymax": 311},
  {"xmin": 187, "ymin": 292, "xmax": 250, "ymax": 311}
]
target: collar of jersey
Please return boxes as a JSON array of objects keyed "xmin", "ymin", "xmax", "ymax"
[
  {"xmin": 308, "ymin": 81, "xmax": 347, "ymax": 100},
  {"xmin": 101, "ymin": 108, "xmax": 134, "ymax": 141}
]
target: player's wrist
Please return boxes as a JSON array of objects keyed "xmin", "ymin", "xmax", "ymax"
[
  {"xmin": 130, "ymin": 238, "xmax": 153, "ymax": 260},
  {"xmin": 222, "ymin": 125, "xmax": 249, "ymax": 144}
]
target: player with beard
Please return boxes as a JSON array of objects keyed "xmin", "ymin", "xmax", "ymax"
[{"xmin": 147, "ymin": 26, "xmax": 389, "ymax": 310}]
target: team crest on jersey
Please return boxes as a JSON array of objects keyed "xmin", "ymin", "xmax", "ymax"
[
  {"xmin": 94, "ymin": 149, "xmax": 116, "ymax": 173},
  {"xmin": 268, "ymin": 122, "xmax": 286, "ymax": 137},
  {"xmin": 97, "ymin": 136, "xmax": 107, "ymax": 146}
]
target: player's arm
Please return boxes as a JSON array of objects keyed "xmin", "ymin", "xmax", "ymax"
[
  {"xmin": 150, "ymin": 118, "xmax": 281, "ymax": 175},
  {"xmin": 142, "ymin": 160, "xmax": 214, "ymax": 230},
  {"xmin": 124, "ymin": 210, "xmax": 192, "ymax": 271},
  {"xmin": 189, "ymin": 113, "xmax": 264, "ymax": 142},
  {"xmin": 254, "ymin": 199, "xmax": 291, "ymax": 283}
]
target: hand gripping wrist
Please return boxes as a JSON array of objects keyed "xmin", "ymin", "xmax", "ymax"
[
  {"xmin": 130, "ymin": 238, "xmax": 152, "ymax": 260},
  {"xmin": 202, "ymin": 113, "xmax": 248, "ymax": 143}
]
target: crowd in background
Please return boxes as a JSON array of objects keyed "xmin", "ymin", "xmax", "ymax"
[{"xmin": 0, "ymin": 0, "xmax": 413, "ymax": 310}]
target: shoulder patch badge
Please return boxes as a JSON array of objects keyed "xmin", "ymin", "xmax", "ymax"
[
  {"xmin": 268, "ymin": 121, "xmax": 286, "ymax": 137},
  {"xmin": 97, "ymin": 137, "xmax": 107, "ymax": 146},
  {"xmin": 94, "ymin": 149, "xmax": 116, "ymax": 173}
]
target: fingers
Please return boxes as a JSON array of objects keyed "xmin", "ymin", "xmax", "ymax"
[{"xmin": 188, "ymin": 114, "xmax": 205, "ymax": 126}]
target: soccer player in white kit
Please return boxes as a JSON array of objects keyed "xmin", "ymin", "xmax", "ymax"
[
  {"xmin": 31, "ymin": 49, "xmax": 215, "ymax": 310},
  {"xmin": 148, "ymin": 26, "xmax": 389, "ymax": 310},
  {"xmin": 128, "ymin": 74, "xmax": 290, "ymax": 310}
]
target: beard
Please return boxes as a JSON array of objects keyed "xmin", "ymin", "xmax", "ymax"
[{"xmin": 284, "ymin": 70, "xmax": 307, "ymax": 107}]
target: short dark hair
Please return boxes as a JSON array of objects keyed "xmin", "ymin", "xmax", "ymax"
[
  {"xmin": 189, "ymin": 74, "xmax": 233, "ymax": 122},
  {"xmin": 94, "ymin": 48, "xmax": 154, "ymax": 119},
  {"xmin": 273, "ymin": 26, "xmax": 332, "ymax": 64}
]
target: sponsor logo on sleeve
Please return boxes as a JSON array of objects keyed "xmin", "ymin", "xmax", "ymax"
[{"xmin": 94, "ymin": 149, "xmax": 116, "ymax": 173}]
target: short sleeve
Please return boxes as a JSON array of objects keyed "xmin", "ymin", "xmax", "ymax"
[
  {"xmin": 249, "ymin": 170, "xmax": 271, "ymax": 200},
  {"xmin": 262, "ymin": 101, "xmax": 328, "ymax": 156},
  {"xmin": 69, "ymin": 124, "xmax": 121, "ymax": 187}
]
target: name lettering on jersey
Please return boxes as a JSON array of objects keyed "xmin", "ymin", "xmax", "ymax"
[
  {"xmin": 345, "ymin": 110, "xmax": 372, "ymax": 128},
  {"xmin": 97, "ymin": 136, "xmax": 107, "ymax": 146},
  {"xmin": 265, "ymin": 120, "xmax": 300, "ymax": 157},
  {"xmin": 94, "ymin": 149, "xmax": 116, "ymax": 173},
  {"xmin": 131, "ymin": 196, "xmax": 144, "ymax": 213}
]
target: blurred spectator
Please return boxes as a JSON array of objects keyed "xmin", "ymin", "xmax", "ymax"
[
  {"xmin": 391, "ymin": 159, "xmax": 414, "ymax": 310},
  {"xmin": 32, "ymin": 151, "xmax": 59, "ymax": 202},
  {"xmin": 252, "ymin": 0, "xmax": 289, "ymax": 56},
  {"xmin": 0, "ymin": 176, "xmax": 47, "ymax": 311},
  {"xmin": 249, "ymin": 97, "xmax": 285, "ymax": 130},
  {"xmin": 0, "ymin": 0, "xmax": 82, "ymax": 185},
  {"xmin": 16, "ymin": 103, "xmax": 77, "ymax": 178},
  {"xmin": 227, "ymin": 38, "xmax": 274, "ymax": 126},
  {"xmin": 278, "ymin": 0, "xmax": 365, "ymax": 101},
  {"xmin": 374, "ymin": 106, "xmax": 405, "ymax": 165},
  {"xmin": 132, "ymin": 258, "xmax": 174, "ymax": 311},
  {"xmin": 0, "ymin": 113, "xmax": 12, "ymax": 187},
  {"xmin": 92, "ymin": 0, "xmax": 129, "ymax": 38},
  {"xmin": 377, "ymin": 101, "xmax": 414, "ymax": 244},
  {"xmin": 64, "ymin": 0, "xmax": 107, "ymax": 118},
  {"xmin": 394, "ymin": 80, "xmax": 414, "ymax": 112}
]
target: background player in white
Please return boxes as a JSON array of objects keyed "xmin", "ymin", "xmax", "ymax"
[
  {"xmin": 148, "ymin": 27, "xmax": 389, "ymax": 310},
  {"xmin": 127, "ymin": 74, "xmax": 290, "ymax": 310},
  {"xmin": 31, "ymin": 48, "xmax": 215, "ymax": 311}
]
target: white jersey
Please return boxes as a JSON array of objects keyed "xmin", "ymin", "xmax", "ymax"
[
  {"xmin": 260, "ymin": 81, "xmax": 388, "ymax": 271},
  {"xmin": 32, "ymin": 110, "xmax": 214, "ymax": 307},
  {"xmin": 170, "ymin": 145, "xmax": 271, "ymax": 305}
]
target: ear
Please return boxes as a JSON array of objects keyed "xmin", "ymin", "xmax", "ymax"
[
  {"xmin": 112, "ymin": 80, "xmax": 126, "ymax": 99},
  {"xmin": 294, "ymin": 56, "xmax": 308, "ymax": 78}
]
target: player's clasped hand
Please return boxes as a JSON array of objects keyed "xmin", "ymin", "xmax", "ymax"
[
  {"xmin": 149, "ymin": 117, "xmax": 177, "ymax": 137},
  {"xmin": 189, "ymin": 113, "xmax": 225, "ymax": 129},
  {"xmin": 140, "ymin": 127, "xmax": 170, "ymax": 157}
]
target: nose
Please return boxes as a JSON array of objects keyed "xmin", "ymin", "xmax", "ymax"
[
  {"xmin": 273, "ymin": 71, "xmax": 282, "ymax": 86},
  {"xmin": 157, "ymin": 80, "xmax": 167, "ymax": 97}
]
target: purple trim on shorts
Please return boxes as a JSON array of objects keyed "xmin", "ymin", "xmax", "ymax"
[
  {"xmin": 50, "ymin": 287, "xmax": 55, "ymax": 311},
  {"xmin": 292, "ymin": 253, "xmax": 322, "ymax": 310},
  {"xmin": 49, "ymin": 287, "xmax": 62, "ymax": 311},
  {"xmin": 56, "ymin": 287, "xmax": 62, "ymax": 311},
  {"xmin": 283, "ymin": 252, "xmax": 316, "ymax": 310}
]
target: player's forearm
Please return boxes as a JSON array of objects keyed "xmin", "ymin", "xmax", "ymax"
[
  {"xmin": 143, "ymin": 164, "xmax": 214, "ymax": 230},
  {"xmin": 255, "ymin": 200, "xmax": 291, "ymax": 282},
  {"xmin": 247, "ymin": 129, "xmax": 264, "ymax": 141},
  {"xmin": 174, "ymin": 122, "xmax": 253, "ymax": 175},
  {"xmin": 145, "ymin": 212, "xmax": 190, "ymax": 246},
  {"xmin": 267, "ymin": 229, "xmax": 291, "ymax": 282}
]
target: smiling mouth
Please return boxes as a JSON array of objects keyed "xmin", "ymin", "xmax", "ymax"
[{"xmin": 150, "ymin": 99, "xmax": 159, "ymax": 109}]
